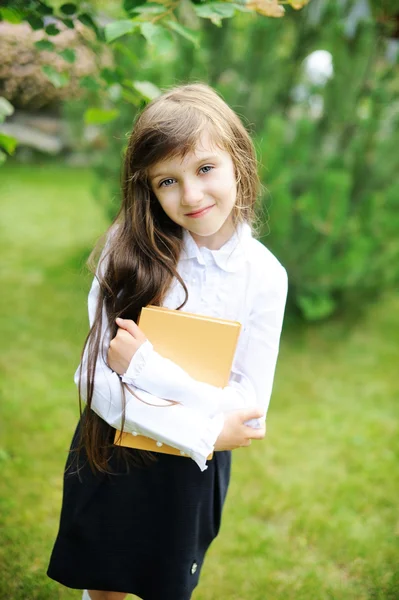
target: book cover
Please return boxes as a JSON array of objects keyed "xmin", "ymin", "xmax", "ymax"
[{"xmin": 114, "ymin": 305, "xmax": 241, "ymax": 457}]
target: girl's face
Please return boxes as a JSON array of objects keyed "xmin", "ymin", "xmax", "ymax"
[{"xmin": 148, "ymin": 131, "xmax": 237, "ymax": 250}]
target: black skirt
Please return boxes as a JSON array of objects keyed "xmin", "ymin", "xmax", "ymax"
[{"xmin": 47, "ymin": 415, "xmax": 231, "ymax": 600}]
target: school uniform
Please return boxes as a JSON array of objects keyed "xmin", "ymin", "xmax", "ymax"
[{"xmin": 47, "ymin": 223, "xmax": 288, "ymax": 599}]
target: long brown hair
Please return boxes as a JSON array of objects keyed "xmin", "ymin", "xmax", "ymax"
[{"xmin": 76, "ymin": 83, "xmax": 260, "ymax": 474}]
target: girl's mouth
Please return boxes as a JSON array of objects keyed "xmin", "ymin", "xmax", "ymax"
[{"xmin": 185, "ymin": 205, "xmax": 215, "ymax": 218}]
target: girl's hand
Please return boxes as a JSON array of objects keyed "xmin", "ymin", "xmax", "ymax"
[
  {"xmin": 214, "ymin": 407, "xmax": 266, "ymax": 451},
  {"xmin": 107, "ymin": 318, "xmax": 147, "ymax": 375}
]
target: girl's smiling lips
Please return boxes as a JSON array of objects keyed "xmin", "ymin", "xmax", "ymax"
[{"xmin": 184, "ymin": 204, "xmax": 215, "ymax": 218}]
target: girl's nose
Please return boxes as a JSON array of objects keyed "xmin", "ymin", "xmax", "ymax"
[{"xmin": 181, "ymin": 181, "xmax": 204, "ymax": 206}]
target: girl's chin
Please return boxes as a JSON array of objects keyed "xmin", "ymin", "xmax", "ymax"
[
  {"xmin": 195, "ymin": 221, "xmax": 232, "ymax": 237},
  {"xmin": 188, "ymin": 225, "xmax": 223, "ymax": 238}
]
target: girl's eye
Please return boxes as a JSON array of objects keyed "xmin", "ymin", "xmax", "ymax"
[
  {"xmin": 199, "ymin": 165, "xmax": 213, "ymax": 175},
  {"xmin": 159, "ymin": 178, "xmax": 175, "ymax": 188}
]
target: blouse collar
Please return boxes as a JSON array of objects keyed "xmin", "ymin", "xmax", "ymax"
[{"xmin": 181, "ymin": 222, "xmax": 252, "ymax": 273}]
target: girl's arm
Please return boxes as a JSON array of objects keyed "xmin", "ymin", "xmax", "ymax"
[
  {"xmin": 120, "ymin": 260, "xmax": 288, "ymax": 424},
  {"xmin": 76, "ymin": 275, "xmax": 225, "ymax": 471}
]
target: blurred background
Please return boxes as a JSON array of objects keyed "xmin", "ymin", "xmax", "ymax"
[{"xmin": 0, "ymin": 0, "xmax": 398, "ymax": 598}]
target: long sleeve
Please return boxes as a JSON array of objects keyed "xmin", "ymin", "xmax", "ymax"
[
  {"xmin": 122, "ymin": 261, "xmax": 288, "ymax": 426},
  {"xmin": 75, "ymin": 275, "xmax": 224, "ymax": 471}
]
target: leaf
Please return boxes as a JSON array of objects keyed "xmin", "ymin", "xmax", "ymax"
[
  {"xmin": 0, "ymin": 150, "xmax": 7, "ymax": 166},
  {"xmin": 78, "ymin": 12, "xmax": 98, "ymax": 31},
  {"xmin": 124, "ymin": 0, "xmax": 146, "ymax": 14},
  {"xmin": 45, "ymin": 24, "xmax": 60, "ymax": 36},
  {"xmin": 41, "ymin": 65, "xmax": 70, "ymax": 88},
  {"xmin": 104, "ymin": 19, "xmax": 137, "ymax": 43},
  {"xmin": 62, "ymin": 17, "xmax": 75, "ymax": 28},
  {"xmin": 60, "ymin": 3, "xmax": 77, "ymax": 15},
  {"xmin": 27, "ymin": 15, "xmax": 44, "ymax": 30},
  {"xmin": 58, "ymin": 48, "xmax": 76, "ymax": 63},
  {"xmin": 139, "ymin": 22, "xmax": 175, "ymax": 53},
  {"xmin": 0, "ymin": 133, "xmax": 17, "ymax": 155},
  {"xmin": 34, "ymin": 39, "xmax": 56, "ymax": 51},
  {"xmin": 194, "ymin": 2, "xmax": 236, "ymax": 26},
  {"xmin": 84, "ymin": 108, "xmax": 120, "ymax": 125},
  {"xmin": 113, "ymin": 42, "xmax": 139, "ymax": 66},
  {"xmin": 132, "ymin": 80, "xmax": 162, "ymax": 101},
  {"xmin": 78, "ymin": 12, "xmax": 103, "ymax": 40},
  {"xmin": 164, "ymin": 19, "xmax": 200, "ymax": 47},
  {"xmin": 0, "ymin": 7, "xmax": 24, "ymax": 23},
  {"xmin": 100, "ymin": 67, "xmax": 122, "ymax": 85},
  {"xmin": 121, "ymin": 88, "xmax": 141, "ymax": 105},
  {"xmin": 35, "ymin": 2, "xmax": 54, "ymax": 16},
  {"xmin": 79, "ymin": 75, "xmax": 101, "ymax": 91},
  {"xmin": 132, "ymin": 4, "xmax": 166, "ymax": 15},
  {"xmin": 139, "ymin": 21, "xmax": 163, "ymax": 44},
  {"xmin": 0, "ymin": 97, "xmax": 15, "ymax": 123}
]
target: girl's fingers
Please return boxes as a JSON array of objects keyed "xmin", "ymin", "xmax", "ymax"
[
  {"xmin": 240, "ymin": 406, "xmax": 264, "ymax": 422},
  {"xmin": 241, "ymin": 439, "xmax": 252, "ymax": 447},
  {"xmin": 244, "ymin": 426, "xmax": 266, "ymax": 441},
  {"xmin": 115, "ymin": 317, "xmax": 139, "ymax": 337}
]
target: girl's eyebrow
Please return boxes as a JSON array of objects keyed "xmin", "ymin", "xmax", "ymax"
[{"xmin": 149, "ymin": 155, "xmax": 219, "ymax": 181}]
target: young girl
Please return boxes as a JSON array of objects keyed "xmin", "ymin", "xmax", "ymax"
[{"xmin": 47, "ymin": 83, "xmax": 288, "ymax": 600}]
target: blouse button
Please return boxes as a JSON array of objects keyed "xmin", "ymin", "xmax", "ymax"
[
  {"xmin": 191, "ymin": 562, "xmax": 198, "ymax": 575},
  {"xmin": 156, "ymin": 441, "xmax": 163, "ymax": 447},
  {"xmin": 132, "ymin": 431, "xmax": 138, "ymax": 436}
]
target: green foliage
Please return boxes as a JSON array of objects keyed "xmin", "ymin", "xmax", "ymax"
[
  {"xmin": 34, "ymin": 38, "xmax": 55, "ymax": 50},
  {"xmin": 0, "ymin": 96, "xmax": 14, "ymax": 121},
  {"xmin": 248, "ymin": 14, "xmax": 399, "ymax": 319},
  {"xmin": 0, "ymin": 99, "xmax": 16, "ymax": 160},
  {"xmin": 104, "ymin": 18, "xmax": 138, "ymax": 41},
  {"xmin": 79, "ymin": 74, "xmax": 102, "ymax": 91},
  {"xmin": 59, "ymin": 3, "xmax": 78, "ymax": 16},
  {"xmin": 41, "ymin": 65, "xmax": 70, "ymax": 88},
  {"xmin": 165, "ymin": 18, "xmax": 201, "ymax": 46},
  {"xmin": 44, "ymin": 23, "xmax": 60, "ymax": 35},
  {"xmin": 26, "ymin": 13, "xmax": 44, "ymax": 29},
  {"xmin": 0, "ymin": 132, "xmax": 17, "ymax": 154},
  {"xmin": 124, "ymin": 0, "xmax": 147, "ymax": 13},
  {"xmin": 194, "ymin": 2, "xmax": 249, "ymax": 27},
  {"xmin": 0, "ymin": 0, "xmax": 280, "ymax": 152},
  {"xmin": 132, "ymin": 80, "xmax": 162, "ymax": 100},
  {"xmin": 58, "ymin": 48, "xmax": 76, "ymax": 63},
  {"xmin": 84, "ymin": 107, "xmax": 120, "ymax": 124},
  {"xmin": 0, "ymin": 6, "xmax": 24, "ymax": 22}
]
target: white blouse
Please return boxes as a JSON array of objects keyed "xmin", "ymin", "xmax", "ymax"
[{"xmin": 74, "ymin": 223, "xmax": 288, "ymax": 471}]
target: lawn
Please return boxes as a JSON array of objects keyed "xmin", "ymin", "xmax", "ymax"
[{"xmin": 0, "ymin": 163, "xmax": 398, "ymax": 600}]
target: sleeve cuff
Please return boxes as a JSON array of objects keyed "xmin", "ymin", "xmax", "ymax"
[
  {"xmin": 191, "ymin": 412, "xmax": 224, "ymax": 471},
  {"xmin": 122, "ymin": 339, "xmax": 154, "ymax": 383}
]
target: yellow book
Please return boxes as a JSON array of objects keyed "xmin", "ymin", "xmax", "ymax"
[{"xmin": 114, "ymin": 305, "xmax": 242, "ymax": 457}]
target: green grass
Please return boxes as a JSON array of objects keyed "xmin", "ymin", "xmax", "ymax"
[{"xmin": 0, "ymin": 163, "xmax": 398, "ymax": 600}]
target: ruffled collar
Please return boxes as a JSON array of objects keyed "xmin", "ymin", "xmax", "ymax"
[{"xmin": 181, "ymin": 222, "xmax": 252, "ymax": 273}]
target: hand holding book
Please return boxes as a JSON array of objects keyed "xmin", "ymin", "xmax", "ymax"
[
  {"xmin": 111, "ymin": 306, "xmax": 261, "ymax": 456},
  {"xmin": 107, "ymin": 317, "xmax": 147, "ymax": 375},
  {"xmin": 214, "ymin": 407, "xmax": 266, "ymax": 451}
]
